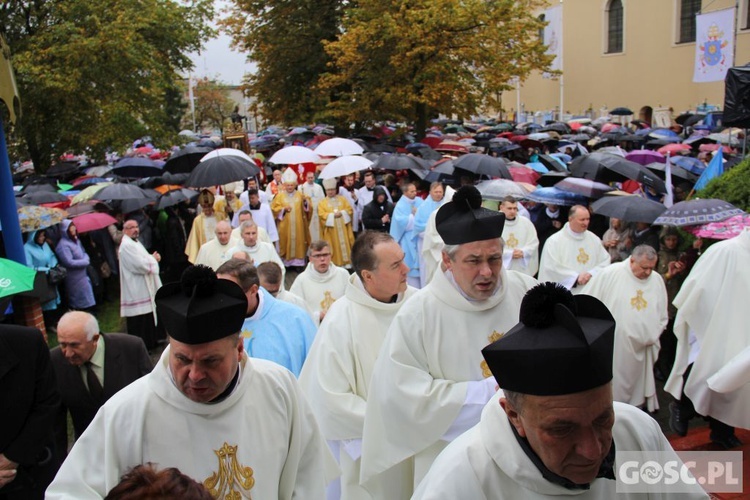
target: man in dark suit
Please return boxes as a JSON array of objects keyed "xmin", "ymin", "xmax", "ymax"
[
  {"xmin": 50, "ymin": 311, "xmax": 152, "ymax": 457},
  {"xmin": 0, "ymin": 324, "xmax": 61, "ymax": 500}
]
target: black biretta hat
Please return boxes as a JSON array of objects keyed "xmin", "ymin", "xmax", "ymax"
[
  {"xmin": 435, "ymin": 186, "xmax": 505, "ymax": 245},
  {"xmin": 482, "ymin": 282, "xmax": 615, "ymax": 396},
  {"xmin": 155, "ymin": 265, "xmax": 248, "ymax": 345}
]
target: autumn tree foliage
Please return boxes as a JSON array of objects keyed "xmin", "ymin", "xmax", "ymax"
[
  {"xmin": 0, "ymin": 0, "xmax": 214, "ymax": 171},
  {"xmin": 319, "ymin": 0, "xmax": 554, "ymax": 136},
  {"xmin": 189, "ymin": 77, "xmax": 236, "ymax": 132}
]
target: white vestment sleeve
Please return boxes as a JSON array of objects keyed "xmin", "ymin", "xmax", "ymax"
[{"xmin": 441, "ymin": 377, "xmax": 497, "ymax": 442}]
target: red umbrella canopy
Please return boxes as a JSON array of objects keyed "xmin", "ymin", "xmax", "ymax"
[
  {"xmin": 70, "ymin": 212, "xmax": 118, "ymax": 233},
  {"xmin": 508, "ymin": 166, "xmax": 541, "ymax": 184}
]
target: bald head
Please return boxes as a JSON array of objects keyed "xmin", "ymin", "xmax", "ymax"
[
  {"xmin": 215, "ymin": 220, "xmax": 232, "ymax": 245},
  {"xmin": 57, "ymin": 311, "xmax": 100, "ymax": 366}
]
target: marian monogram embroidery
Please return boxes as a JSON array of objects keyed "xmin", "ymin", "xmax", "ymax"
[
  {"xmin": 480, "ymin": 331, "xmax": 505, "ymax": 378},
  {"xmin": 506, "ymin": 233, "xmax": 518, "ymax": 248},
  {"xmin": 630, "ymin": 290, "xmax": 648, "ymax": 311},
  {"xmin": 240, "ymin": 329, "xmax": 252, "ymax": 340},
  {"xmin": 576, "ymin": 248, "xmax": 590, "ymax": 265},
  {"xmin": 204, "ymin": 443, "xmax": 255, "ymax": 500},
  {"xmin": 320, "ymin": 291, "xmax": 336, "ymax": 311}
]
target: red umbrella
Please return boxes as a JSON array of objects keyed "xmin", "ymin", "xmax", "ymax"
[
  {"xmin": 71, "ymin": 212, "xmax": 118, "ymax": 233},
  {"xmin": 698, "ymin": 143, "xmax": 735, "ymax": 154},
  {"xmin": 434, "ymin": 141, "xmax": 469, "ymax": 154},
  {"xmin": 657, "ymin": 143, "xmax": 691, "ymax": 155},
  {"xmin": 421, "ymin": 136, "xmax": 443, "ymax": 148},
  {"xmin": 508, "ymin": 166, "xmax": 541, "ymax": 184}
]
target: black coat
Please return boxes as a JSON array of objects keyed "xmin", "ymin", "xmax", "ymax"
[
  {"xmin": 50, "ymin": 333, "xmax": 152, "ymax": 458},
  {"xmin": 0, "ymin": 325, "xmax": 61, "ymax": 499},
  {"xmin": 361, "ymin": 187, "xmax": 395, "ymax": 233}
]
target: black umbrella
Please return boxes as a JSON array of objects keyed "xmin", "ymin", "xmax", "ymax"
[
  {"xmin": 591, "ymin": 196, "xmax": 666, "ymax": 223},
  {"xmin": 20, "ymin": 191, "xmax": 70, "ymax": 204},
  {"xmin": 22, "ymin": 183, "xmax": 57, "ymax": 193},
  {"xmin": 535, "ymin": 171, "xmax": 570, "ymax": 187},
  {"xmin": 452, "ymin": 153, "xmax": 512, "ymax": 179},
  {"xmin": 536, "ymin": 154, "xmax": 568, "ymax": 172},
  {"xmin": 156, "ymin": 188, "xmax": 200, "ymax": 210},
  {"xmin": 371, "ymin": 154, "xmax": 430, "ymax": 172},
  {"xmin": 91, "ymin": 182, "xmax": 155, "ymax": 202},
  {"xmin": 46, "ymin": 161, "xmax": 82, "ymax": 178},
  {"xmin": 164, "ymin": 146, "xmax": 213, "ymax": 174},
  {"xmin": 112, "ymin": 157, "xmax": 165, "ymax": 178},
  {"xmin": 675, "ymin": 113, "xmax": 706, "ymax": 126},
  {"xmin": 540, "ymin": 122, "xmax": 570, "ymax": 134},
  {"xmin": 416, "ymin": 158, "xmax": 455, "ymax": 182},
  {"xmin": 186, "ymin": 155, "xmax": 260, "ymax": 189},
  {"xmin": 610, "ymin": 107, "xmax": 633, "ymax": 116},
  {"xmin": 644, "ymin": 162, "xmax": 698, "ymax": 184},
  {"xmin": 569, "ymin": 153, "xmax": 667, "ymax": 193}
]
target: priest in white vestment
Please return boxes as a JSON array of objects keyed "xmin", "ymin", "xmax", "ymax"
[
  {"xmin": 230, "ymin": 220, "xmax": 285, "ymax": 280},
  {"xmin": 46, "ymin": 265, "xmax": 337, "ymax": 499},
  {"xmin": 231, "ymin": 209, "xmax": 272, "ymax": 245},
  {"xmin": 420, "ymin": 186, "xmax": 455, "ymax": 286},
  {"xmin": 234, "ymin": 189, "xmax": 279, "ymax": 244},
  {"xmin": 194, "ymin": 220, "xmax": 238, "ymax": 271},
  {"xmin": 290, "ymin": 240, "xmax": 350, "ymax": 325},
  {"xmin": 498, "ymin": 196, "xmax": 539, "ymax": 277},
  {"xmin": 298, "ymin": 171, "xmax": 326, "ymax": 242},
  {"xmin": 665, "ymin": 228, "xmax": 750, "ymax": 447},
  {"xmin": 185, "ymin": 190, "xmax": 227, "ymax": 263},
  {"xmin": 299, "ymin": 231, "xmax": 417, "ymax": 500},
  {"xmin": 413, "ymin": 283, "xmax": 707, "ymax": 500},
  {"xmin": 538, "ymin": 205, "xmax": 610, "ymax": 294},
  {"xmin": 360, "ymin": 186, "xmax": 537, "ymax": 494},
  {"xmin": 239, "ymin": 177, "xmax": 269, "ymax": 206},
  {"xmin": 585, "ymin": 245, "xmax": 668, "ymax": 412}
]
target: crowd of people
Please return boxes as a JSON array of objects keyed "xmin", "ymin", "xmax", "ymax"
[{"xmin": 2, "ymin": 131, "xmax": 749, "ymax": 499}]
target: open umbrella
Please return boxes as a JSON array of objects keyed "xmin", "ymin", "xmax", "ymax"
[
  {"xmin": 20, "ymin": 191, "xmax": 70, "ymax": 205},
  {"xmin": 657, "ymin": 144, "xmax": 691, "ymax": 156},
  {"xmin": 156, "ymin": 188, "xmax": 200, "ymax": 210},
  {"xmin": 319, "ymin": 155, "xmax": 373, "ymax": 179},
  {"xmin": 525, "ymin": 187, "xmax": 587, "ymax": 206},
  {"xmin": 268, "ymin": 145, "xmax": 320, "ymax": 165},
  {"xmin": 164, "ymin": 145, "xmax": 213, "ymax": 174},
  {"xmin": 508, "ymin": 165, "xmax": 541, "ymax": 184},
  {"xmin": 453, "ymin": 153, "xmax": 512, "ymax": 179},
  {"xmin": 186, "ymin": 155, "xmax": 261, "ymax": 189},
  {"xmin": 71, "ymin": 212, "xmax": 118, "ymax": 233},
  {"xmin": 17, "ymin": 205, "xmax": 67, "ymax": 233},
  {"xmin": 434, "ymin": 141, "xmax": 469, "ymax": 154},
  {"xmin": 22, "ymin": 184, "xmax": 57, "ymax": 193},
  {"xmin": 71, "ymin": 182, "xmax": 113, "ymax": 204},
  {"xmin": 91, "ymin": 183, "xmax": 154, "ymax": 203},
  {"xmin": 536, "ymin": 171, "xmax": 571, "ymax": 187},
  {"xmin": 625, "ymin": 150, "xmax": 665, "ymax": 166},
  {"xmin": 653, "ymin": 199, "xmax": 744, "ymax": 226},
  {"xmin": 684, "ymin": 213, "xmax": 750, "ymax": 240},
  {"xmin": 669, "ymin": 156, "xmax": 705, "ymax": 175},
  {"xmin": 590, "ymin": 195, "xmax": 666, "ymax": 223},
  {"xmin": 84, "ymin": 165, "xmax": 113, "ymax": 177},
  {"xmin": 200, "ymin": 148, "xmax": 255, "ymax": 163},
  {"xmin": 570, "ymin": 153, "xmax": 667, "ymax": 193},
  {"xmin": 555, "ymin": 178, "xmax": 614, "ymax": 198},
  {"xmin": 46, "ymin": 161, "xmax": 82, "ymax": 178},
  {"xmin": 610, "ymin": 107, "xmax": 633, "ymax": 116},
  {"xmin": 112, "ymin": 157, "xmax": 165, "ymax": 178},
  {"xmin": 644, "ymin": 162, "xmax": 698, "ymax": 184},
  {"xmin": 314, "ymin": 138, "xmax": 364, "ymax": 157},
  {"xmin": 371, "ymin": 154, "xmax": 429, "ymax": 172},
  {"xmin": 537, "ymin": 154, "xmax": 568, "ymax": 172},
  {"xmin": 0, "ymin": 258, "xmax": 37, "ymax": 299},
  {"xmin": 476, "ymin": 179, "xmax": 532, "ymax": 200}
]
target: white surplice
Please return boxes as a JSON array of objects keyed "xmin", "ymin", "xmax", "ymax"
[
  {"xmin": 538, "ymin": 223, "xmax": 610, "ymax": 293},
  {"xmin": 46, "ymin": 349, "xmax": 338, "ymax": 500},
  {"xmin": 501, "ymin": 216, "xmax": 540, "ymax": 277},
  {"xmin": 360, "ymin": 267, "xmax": 537, "ymax": 493},
  {"xmin": 299, "ymin": 274, "xmax": 417, "ymax": 500},
  {"xmin": 194, "ymin": 237, "xmax": 239, "ymax": 271},
  {"xmin": 118, "ymin": 235, "xmax": 161, "ymax": 320},
  {"xmin": 231, "ymin": 224, "xmax": 272, "ymax": 245},
  {"xmin": 586, "ymin": 261, "xmax": 668, "ymax": 411},
  {"xmin": 665, "ymin": 228, "xmax": 750, "ymax": 429},
  {"xmin": 289, "ymin": 262, "xmax": 350, "ymax": 326},
  {"xmin": 230, "ymin": 241, "xmax": 285, "ymax": 280},
  {"xmin": 413, "ymin": 395, "xmax": 708, "ymax": 500}
]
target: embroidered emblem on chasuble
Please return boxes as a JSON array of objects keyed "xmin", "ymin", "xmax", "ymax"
[
  {"xmin": 320, "ymin": 291, "xmax": 336, "ymax": 311},
  {"xmin": 204, "ymin": 442, "xmax": 255, "ymax": 499},
  {"xmin": 240, "ymin": 329, "xmax": 252, "ymax": 340},
  {"xmin": 506, "ymin": 233, "xmax": 519, "ymax": 248},
  {"xmin": 480, "ymin": 331, "xmax": 505, "ymax": 378},
  {"xmin": 576, "ymin": 248, "xmax": 590, "ymax": 265},
  {"xmin": 630, "ymin": 290, "xmax": 648, "ymax": 311}
]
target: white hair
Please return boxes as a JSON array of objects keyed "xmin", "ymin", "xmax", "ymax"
[{"xmin": 59, "ymin": 311, "xmax": 99, "ymax": 340}]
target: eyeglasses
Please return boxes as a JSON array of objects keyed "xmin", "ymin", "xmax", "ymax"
[{"xmin": 310, "ymin": 253, "xmax": 331, "ymax": 259}]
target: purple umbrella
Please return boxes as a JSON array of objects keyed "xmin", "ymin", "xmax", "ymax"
[{"xmin": 625, "ymin": 150, "xmax": 666, "ymax": 166}]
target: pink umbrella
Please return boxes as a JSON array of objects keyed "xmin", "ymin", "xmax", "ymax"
[
  {"xmin": 625, "ymin": 150, "xmax": 665, "ymax": 166},
  {"xmin": 699, "ymin": 143, "xmax": 736, "ymax": 154},
  {"xmin": 508, "ymin": 166, "xmax": 541, "ymax": 184},
  {"xmin": 684, "ymin": 213, "xmax": 750, "ymax": 240},
  {"xmin": 657, "ymin": 144, "xmax": 691, "ymax": 155},
  {"xmin": 601, "ymin": 123, "xmax": 620, "ymax": 133},
  {"xmin": 71, "ymin": 212, "xmax": 117, "ymax": 233}
]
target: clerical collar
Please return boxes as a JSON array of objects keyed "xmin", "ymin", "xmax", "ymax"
[
  {"xmin": 249, "ymin": 202, "xmax": 261, "ymax": 210},
  {"xmin": 444, "ymin": 269, "xmax": 501, "ymax": 302},
  {"xmin": 209, "ymin": 365, "xmax": 241, "ymax": 403},
  {"xmin": 545, "ymin": 207, "xmax": 559, "ymax": 219},
  {"xmin": 508, "ymin": 418, "xmax": 616, "ymax": 490},
  {"xmin": 564, "ymin": 223, "xmax": 586, "ymax": 241}
]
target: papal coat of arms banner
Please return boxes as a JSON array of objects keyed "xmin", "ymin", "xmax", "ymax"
[{"xmin": 693, "ymin": 8, "xmax": 735, "ymax": 83}]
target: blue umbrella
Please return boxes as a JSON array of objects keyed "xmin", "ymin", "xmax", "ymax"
[
  {"xmin": 525, "ymin": 187, "xmax": 587, "ymax": 206},
  {"xmin": 648, "ymin": 129, "xmax": 681, "ymax": 141},
  {"xmin": 669, "ymin": 156, "xmax": 706, "ymax": 175},
  {"xmin": 526, "ymin": 162, "xmax": 549, "ymax": 174}
]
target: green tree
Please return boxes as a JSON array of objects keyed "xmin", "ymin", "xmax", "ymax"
[
  {"xmin": 698, "ymin": 156, "xmax": 750, "ymax": 212},
  {"xmin": 189, "ymin": 77, "xmax": 235, "ymax": 132},
  {"xmin": 0, "ymin": 0, "xmax": 214, "ymax": 171},
  {"xmin": 319, "ymin": 0, "xmax": 554, "ymax": 137},
  {"xmin": 222, "ymin": 0, "xmax": 341, "ymax": 126}
]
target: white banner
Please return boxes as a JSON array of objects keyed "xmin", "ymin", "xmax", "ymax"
[
  {"xmin": 693, "ymin": 8, "xmax": 735, "ymax": 83},
  {"xmin": 544, "ymin": 4, "xmax": 562, "ymax": 72}
]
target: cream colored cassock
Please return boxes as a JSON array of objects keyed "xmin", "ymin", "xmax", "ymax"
[
  {"xmin": 46, "ymin": 349, "xmax": 338, "ymax": 500},
  {"xmin": 413, "ymin": 395, "xmax": 709, "ymax": 499},
  {"xmin": 360, "ymin": 267, "xmax": 537, "ymax": 493},
  {"xmin": 538, "ymin": 223, "xmax": 610, "ymax": 294},
  {"xmin": 299, "ymin": 181, "xmax": 326, "ymax": 241},
  {"xmin": 290, "ymin": 262, "xmax": 350, "ymax": 326},
  {"xmin": 585, "ymin": 261, "xmax": 669, "ymax": 412},
  {"xmin": 665, "ymin": 228, "xmax": 750, "ymax": 430},
  {"xmin": 194, "ymin": 236, "xmax": 239, "ymax": 271},
  {"xmin": 501, "ymin": 215, "xmax": 539, "ymax": 277},
  {"xmin": 299, "ymin": 274, "xmax": 418, "ymax": 500}
]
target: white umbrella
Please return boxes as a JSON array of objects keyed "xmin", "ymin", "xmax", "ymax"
[
  {"xmin": 268, "ymin": 145, "xmax": 320, "ymax": 165},
  {"xmin": 314, "ymin": 138, "xmax": 364, "ymax": 157},
  {"xmin": 178, "ymin": 129, "xmax": 199, "ymax": 138},
  {"xmin": 200, "ymin": 147, "xmax": 254, "ymax": 163},
  {"xmin": 318, "ymin": 155, "xmax": 373, "ymax": 179},
  {"xmin": 476, "ymin": 179, "xmax": 532, "ymax": 201}
]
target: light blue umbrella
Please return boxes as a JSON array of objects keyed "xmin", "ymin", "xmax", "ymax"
[{"xmin": 525, "ymin": 187, "xmax": 587, "ymax": 206}]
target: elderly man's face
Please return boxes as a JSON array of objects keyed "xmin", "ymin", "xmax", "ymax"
[
  {"xmin": 629, "ymin": 255, "xmax": 657, "ymax": 280},
  {"xmin": 57, "ymin": 319, "xmax": 99, "ymax": 366},
  {"xmin": 284, "ymin": 182, "xmax": 296, "ymax": 193},
  {"xmin": 273, "ymin": 170, "xmax": 282, "ymax": 183},
  {"xmin": 442, "ymin": 238, "xmax": 503, "ymax": 300},
  {"xmin": 502, "ymin": 384, "xmax": 615, "ymax": 486},
  {"xmin": 168, "ymin": 335, "xmax": 243, "ymax": 403},
  {"xmin": 569, "ymin": 209, "xmax": 590, "ymax": 233},
  {"xmin": 215, "ymin": 223, "xmax": 232, "ymax": 245}
]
